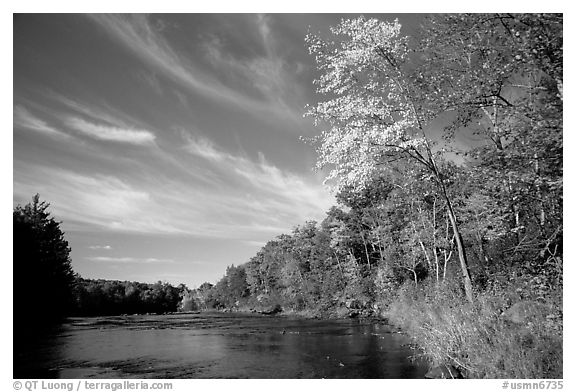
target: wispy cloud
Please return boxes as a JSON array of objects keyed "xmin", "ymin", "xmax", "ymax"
[
  {"xmin": 66, "ymin": 117, "xmax": 156, "ymax": 145},
  {"xmin": 13, "ymin": 165, "xmax": 186, "ymax": 235},
  {"xmin": 86, "ymin": 14, "xmax": 262, "ymax": 113},
  {"xmin": 181, "ymin": 132, "xmax": 335, "ymax": 224},
  {"xmin": 15, "ymin": 127, "xmax": 334, "ymax": 240},
  {"xmin": 88, "ymin": 245, "xmax": 112, "ymax": 250},
  {"xmin": 203, "ymin": 36, "xmax": 284, "ymax": 101},
  {"xmin": 49, "ymin": 92, "xmax": 146, "ymax": 129},
  {"xmin": 42, "ymin": 94, "xmax": 212, "ymax": 184},
  {"xmin": 256, "ymin": 14, "xmax": 274, "ymax": 55},
  {"xmin": 87, "ymin": 256, "xmax": 175, "ymax": 264},
  {"xmin": 14, "ymin": 105, "xmax": 70, "ymax": 139},
  {"xmin": 182, "ymin": 133, "xmax": 227, "ymax": 162},
  {"xmin": 201, "ymin": 16, "xmax": 306, "ymax": 120},
  {"xmin": 86, "ymin": 14, "xmax": 306, "ymax": 124}
]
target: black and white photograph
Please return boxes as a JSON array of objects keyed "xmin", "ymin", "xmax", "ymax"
[{"xmin": 13, "ymin": 10, "xmax": 563, "ymax": 382}]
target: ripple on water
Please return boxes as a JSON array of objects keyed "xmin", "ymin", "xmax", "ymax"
[{"xmin": 15, "ymin": 313, "xmax": 428, "ymax": 379}]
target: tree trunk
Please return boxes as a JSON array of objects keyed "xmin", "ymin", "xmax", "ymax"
[
  {"xmin": 417, "ymin": 239, "xmax": 431, "ymax": 270},
  {"xmin": 361, "ymin": 232, "xmax": 371, "ymax": 270},
  {"xmin": 434, "ymin": 248, "xmax": 440, "ymax": 283},
  {"xmin": 439, "ymin": 180, "xmax": 474, "ymax": 303},
  {"xmin": 534, "ymin": 153, "xmax": 546, "ymax": 230},
  {"xmin": 507, "ymin": 173, "xmax": 521, "ymax": 245},
  {"xmin": 377, "ymin": 241, "xmax": 385, "ymax": 263},
  {"xmin": 446, "ymin": 206, "xmax": 474, "ymax": 303},
  {"xmin": 418, "ymin": 120, "xmax": 474, "ymax": 301},
  {"xmin": 432, "ymin": 198, "xmax": 440, "ymax": 283}
]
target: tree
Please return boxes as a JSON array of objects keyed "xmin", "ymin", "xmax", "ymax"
[
  {"xmin": 306, "ymin": 17, "xmax": 474, "ymax": 302},
  {"xmin": 419, "ymin": 14, "xmax": 562, "ymax": 282},
  {"xmin": 225, "ymin": 265, "xmax": 250, "ymax": 302},
  {"xmin": 14, "ymin": 194, "xmax": 76, "ymax": 327},
  {"xmin": 195, "ymin": 282, "xmax": 214, "ymax": 310},
  {"xmin": 178, "ymin": 289, "xmax": 199, "ymax": 312}
]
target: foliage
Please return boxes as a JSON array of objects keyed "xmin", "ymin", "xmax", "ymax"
[
  {"xmin": 305, "ymin": 17, "xmax": 422, "ymax": 192},
  {"xmin": 420, "ymin": 14, "xmax": 563, "ymax": 285}
]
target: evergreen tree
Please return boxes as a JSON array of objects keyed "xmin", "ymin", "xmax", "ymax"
[{"xmin": 14, "ymin": 194, "xmax": 76, "ymax": 328}]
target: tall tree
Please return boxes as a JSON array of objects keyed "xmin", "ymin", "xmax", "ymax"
[
  {"xmin": 14, "ymin": 194, "xmax": 76, "ymax": 326},
  {"xmin": 306, "ymin": 17, "xmax": 475, "ymax": 302}
]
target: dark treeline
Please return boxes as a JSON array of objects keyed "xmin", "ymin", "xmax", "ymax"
[{"xmin": 72, "ymin": 278, "xmax": 187, "ymax": 316}]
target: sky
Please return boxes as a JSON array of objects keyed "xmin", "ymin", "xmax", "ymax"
[{"xmin": 13, "ymin": 13, "xmax": 428, "ymax": 288}]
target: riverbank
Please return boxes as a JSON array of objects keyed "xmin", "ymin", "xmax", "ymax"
[
  {"xmin": 382, "ymin": 280, "xmax": 563, "ymax": 379},
  {"xmin": 214, "ymin": 303, "xmax": 383, "ymax": 322},
  {"xmin": 207, "ymin": 279, "xmax": 563, "ymax": 379}
]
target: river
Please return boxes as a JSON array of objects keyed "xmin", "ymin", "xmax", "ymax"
[{"xmin": 14, "ymin": 312, "xmax": 428, "ymax": 379}]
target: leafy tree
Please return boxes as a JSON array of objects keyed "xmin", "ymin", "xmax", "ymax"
[
  {"xmin": 306, "ymin": 17, "xmax": 475, "ymax": 302},
  {"xmin": 225, "ymin": 265, "xmax": 250, "ymax": 302},
  {"xmin": 194, "ymin": 282, "xmax": 214, "ymax": 310},
  {"xmin": 178, "ymin": 289, "xmax": 199, "ymax": 312},
  {"xmin": 14, "ymin": 194, "xmax": 76, "ymax": 327},
  {"xmin": 420, "ymin": 14, "xmax": 562, "ymax": 283}
]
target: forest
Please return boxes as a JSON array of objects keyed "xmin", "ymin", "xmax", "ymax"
[
  {"xmin": 13, "ymin": 14, "xmax": 562, "ymax": 379},
  {"xmin": 72, "ymin": 278, "xmax": 186, "ymax": 316}
]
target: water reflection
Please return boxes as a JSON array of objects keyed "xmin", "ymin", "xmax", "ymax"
[{"xmin": 14, "ymin": 313, "xmax": 427, "ymax": 379}]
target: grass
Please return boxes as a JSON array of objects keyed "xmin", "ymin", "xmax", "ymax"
[{"xmin": 384, "ymin": 279, "xmax": 563, "ymax": 378}]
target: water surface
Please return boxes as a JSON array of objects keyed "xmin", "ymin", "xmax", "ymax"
[{"xmin": 14, "ymin": 312, "xmax": 427, "ymax": 379}]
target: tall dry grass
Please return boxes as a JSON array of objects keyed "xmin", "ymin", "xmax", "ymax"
[{"xmin": 385, "ymin": 279, "xmax": 562, "ymax": 378}]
